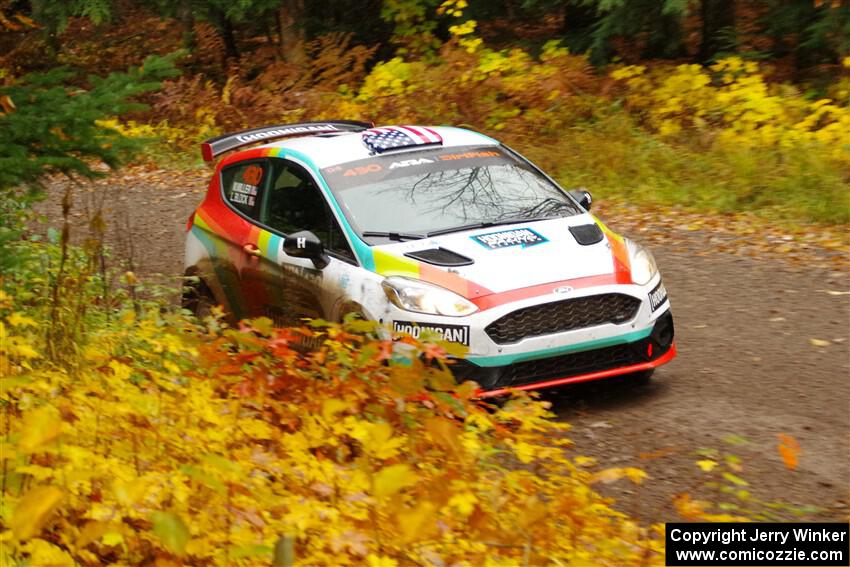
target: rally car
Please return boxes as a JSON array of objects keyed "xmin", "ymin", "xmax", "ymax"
[{"xmin": 184, "ymin": 120, "xmax": 675, "ymax": 396}]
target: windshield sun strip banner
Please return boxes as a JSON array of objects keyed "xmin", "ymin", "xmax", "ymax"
[{"xmin": 322, "ymin": 146, "xmax": 509, "ymax": 191}]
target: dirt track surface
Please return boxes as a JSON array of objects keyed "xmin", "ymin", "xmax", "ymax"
[{"xmin": 40, "ymin": 167, "xmax": 850, "ymax": 523}]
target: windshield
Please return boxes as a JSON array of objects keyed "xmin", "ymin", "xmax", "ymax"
[{"xmin": 322, "ymin": 146, "xmax": 582, "ymax": 241}]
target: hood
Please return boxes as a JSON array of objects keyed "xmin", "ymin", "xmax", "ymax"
[{"xmin": 368, "ymin": 214, "xmax": 631, "ymax": 298}]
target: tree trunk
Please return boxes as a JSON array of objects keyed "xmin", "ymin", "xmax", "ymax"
[
  {"xmin": 178, "ymin": 4, "xmax": 197, "ymax": 53},
  {"xmin": 700, "ymin": 0, "xmax": 736, "ymax": 62},
  {"xmin": 220, "ymin": 18, "xmax": 239, "ymax": 60},
  {"xmin": 560, "ymin": 1, "xmax": 599, "ymax": 54},
  {"xmin": 645, "ymin": 11, "xmax": 686, "ymax": 60},
  {"xmin": 210, "ymin": 8, "xmax": 239, "ymax": 60},
  {"xmin": 277, "ymin": 0, "xmax": 306, "ymax": 64}
]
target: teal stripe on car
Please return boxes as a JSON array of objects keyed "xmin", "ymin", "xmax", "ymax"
[
  {"xmin": 264, "ymin": 233, "xmax": 282, "ymax": 262},
  {"xmin": 467, "ymin": 328, "xmax": 652, "ymax": 367}
]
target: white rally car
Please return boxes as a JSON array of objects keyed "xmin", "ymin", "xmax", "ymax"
[{"xmin": 184, "ymin": 121, "xmax": 675, "ymax": 396}]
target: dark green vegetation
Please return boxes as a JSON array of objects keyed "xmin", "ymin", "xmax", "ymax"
[{"xmin": 0, "ymin": 0, "xmax": 847, "ymax": 247}]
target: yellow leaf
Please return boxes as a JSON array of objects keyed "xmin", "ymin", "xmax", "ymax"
[
  {"xmin": 624, "ymin": 467, "xmax": 648, "ymax": 484},
  {"xmin": 120, "ymin": 310, "xmax": 136, "ymax": 326},
  {"xmin": 352, "ymin": 421, "xmax": 404, "ymax": 460},
  {"xmin": 322, "ymin": 398, "xmax": 350, "ymax": 421},
  {"xmin": 590, "ymin": 467, "xmax": 647, "ymax": 485},
  {"xmin": 696, "ymin": 459, "xmax": 717, "ymax": 472},
  {"xmin": 398, "ymin": 502, "xmax": 436, "ymax": 543},
  {"xmin": 590, "ymin": 468, "xmax": 625, "ymax": 484},
  {"xmin": 517, "ymin": 496, "xmax": 549, "ymax": 529},
  {"xmin": 373, "ymin": 464, "xmax": 416, "ymax": 500},
  {"xmin": 21, "ymin": 538, "xmax": 74, "ymax": 566},
  {"xmin": 112, "ymin": 477, "xmax": 149, "ymax": 507},
  {"xmin": 75, "ymin": 520, "xmax": 108, "ymax": 550},
  {"xmin": 513, "ymin": 441, "xmax": 536, "ymax": 464},
  {"xmin": 448, "ymin": 491, "xmax": 478, "ymax": 516},
  {"xmin": 18, "ymin": 405, "xmax": 62, "ymax": 453},
  {"xmin": 6, "ymin": 313, "xmax": 36, "ymax": 328},
  {"xmin": 722, "ymin": 472, "xmax": 749, "ymax": 486},
  {"xmin": 424, "ymin": 417, "xmax": 463, "ymax": 457},
  {"xmin": 109, "ymin": 360, "xmax": 133, "ymax": 381},
  {"xmin": 574, "ymin": 456, "xmax": 597, "ymax": 467},
  {"xmin": 11, "ymin": 486, "xmax": 64, "ymax": 540},
  {"xmin": 151, "ymin": 511, "xmax": 189, "ymax": 556},
  {"xmin": 367, "ymin": 556, "xmax": 399, "ymax": 567},
  {"xmin": 102, "ymin": 532, "xmax": 124, "ymax": 546},
  {"xmin": 809, "ymin": 338, "xmax": 830, "ymax": 347}
]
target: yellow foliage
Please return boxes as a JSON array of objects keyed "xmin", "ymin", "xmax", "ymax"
[
  {"xmin": 610, "ymin": 57, "xmax": 850, "ymax": 164},
  {"xmin": 11, "ymin": 486, "xmax": 64, "ymax": 540},
  {"xmin": 96, "ymin": 114, "xmax": 219, "ymax": 152},
  {"xmin": 0, "ymin": 308, "xmax": 665, "ymax": 565}
]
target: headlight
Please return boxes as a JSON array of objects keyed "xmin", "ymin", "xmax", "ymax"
[
  {"xmin": 625, "ymin": 239, "xmax": 658, "ymax": 285},
  {"xmin": 382, "ymin": 276, "xmax": 478, "ymax": 317}
]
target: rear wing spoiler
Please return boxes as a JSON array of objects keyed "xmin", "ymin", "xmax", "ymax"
[{"xmin": 200, "ymin": 120, "xmax": 373, "ymax": 162}]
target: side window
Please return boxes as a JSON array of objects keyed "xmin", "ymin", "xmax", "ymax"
[
  {"xmin": 262, "ymin": 160, "xmax": 355, "ymax": 262},
  {"xmin": 221, "ymin": 161, "xmax": 267, "ymax": 219}
]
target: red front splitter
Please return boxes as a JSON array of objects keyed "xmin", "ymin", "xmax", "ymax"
[{"xmin": 477, "ymin": 342, "xmax": 677, "ymax": 399}]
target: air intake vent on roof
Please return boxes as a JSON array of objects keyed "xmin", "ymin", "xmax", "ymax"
[
  {"xmin": 405, "ymin": 248, "xmax": 474, "ymax": 267},
  {"xmin": 569, "ymin": 224, "xmax": 604, "ymax": 245}
]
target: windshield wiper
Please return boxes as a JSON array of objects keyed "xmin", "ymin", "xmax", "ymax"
[
  {"xmin": 361, "ymin": 230, "xmax": 426, "ymax": 241},
  {"xmin": 426, "ymin": 216, "xmax": 559, "ymax": 237}
]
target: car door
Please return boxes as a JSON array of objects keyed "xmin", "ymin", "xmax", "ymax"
[
  {"xmin": 215, "ymin": 159, "xmax": 271, "ymax": 320},
  {"xmin": 241, "ymin": 157, "xmax": 359, "ymax": 326}
]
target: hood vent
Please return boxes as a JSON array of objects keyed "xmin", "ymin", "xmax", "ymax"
[
  {"xmin": 569, "ymin": 224, "xmax": 604, "ymax": 245},
  {"xmin": 405, "ymin": 247, "xmax": 474, "ymax": 267}
]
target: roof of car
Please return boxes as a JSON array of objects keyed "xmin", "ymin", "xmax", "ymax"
[{"xmin": 255, "ymin": 125, "xmax": 499, "ymax": 169}]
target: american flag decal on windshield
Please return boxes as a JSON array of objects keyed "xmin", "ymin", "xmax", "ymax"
[{"xmin": 361, "ymin": 125, "xmax": 443, "ymax": 154}]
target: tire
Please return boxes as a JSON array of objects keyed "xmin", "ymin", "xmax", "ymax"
[{"xmin": 182, "ymin": 278, "xmax": 215, "ymax": 320}]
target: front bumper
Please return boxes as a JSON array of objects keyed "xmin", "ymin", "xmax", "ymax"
[
  {"xmin": 453, "ymin": 309, "xmax": 676, "ymax": 395},
  {"xmin": 382, "ymin": 273, "xmax": 676, "ymax": 395}
]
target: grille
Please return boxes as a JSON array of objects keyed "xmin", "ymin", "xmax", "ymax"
[
  {"xmin": 485, "ymin": 293, "xmax": 641, "ymax": 344},
  {"xmin": 502, "ymin": 343, "xmax": 643, "ymax": 388}
]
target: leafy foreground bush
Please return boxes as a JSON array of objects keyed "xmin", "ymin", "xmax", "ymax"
[{"xmin": 1, "ymin": 303, "xmax": 663, "ymax": 566}]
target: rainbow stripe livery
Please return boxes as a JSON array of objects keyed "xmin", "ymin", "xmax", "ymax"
[{"xmin": 184, "ymin": 123, "xmax": 675, "ymax": 394}]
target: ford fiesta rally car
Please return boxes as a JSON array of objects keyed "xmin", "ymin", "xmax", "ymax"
[{"xmin": 184, "ymin": 121, "xmax": 676, "ymax": 396}]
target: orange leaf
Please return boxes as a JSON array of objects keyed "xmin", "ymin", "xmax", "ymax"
[
  {"xmin": 673, "ymin": 492, "xmax": 707, "ymax": 520},
  {"xmin": 777, "ymin": 433, "xmax": 800, "ymax": 470},
  {"xmin": 424, "ymin": 417, "xmax": 463, "ymax": 457}
]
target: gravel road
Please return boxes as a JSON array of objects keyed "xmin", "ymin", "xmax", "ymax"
[{"xmin": 40, "ymin": 167, "xmax": 850, "ymax": 523}]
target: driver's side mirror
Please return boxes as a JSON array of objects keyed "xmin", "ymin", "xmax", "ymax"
[
  {"xmin": 568, "ymin": 188, "xmax": 593, "ymax": 211},
  {"xmin": 284, "ymin": 230, "xmax": 330, "ymax": 269}
]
